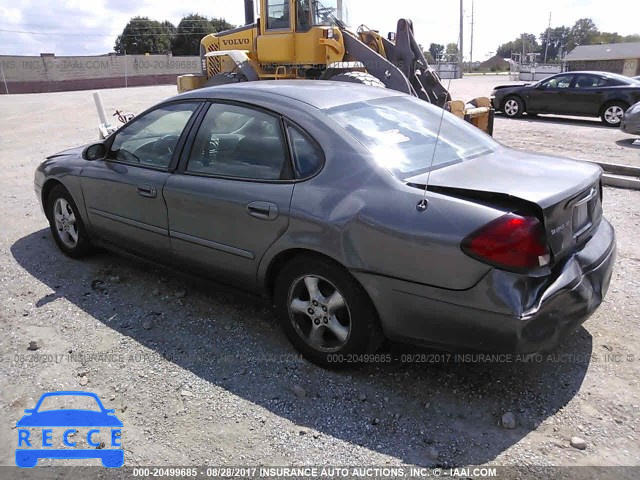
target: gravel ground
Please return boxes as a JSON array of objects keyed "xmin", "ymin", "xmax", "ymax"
[{"xmin": 0, "ymin": 77, "xmax": 639, "ymax": 473}]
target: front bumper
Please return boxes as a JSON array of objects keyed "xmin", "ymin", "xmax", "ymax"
[
  {"xmin": 34, "ymin": 169, "xmax": 45, "ymax": 214},
  {"xmin": 353, "ymin": 218, "xmax": 616, "ymax": 353},
  {"xmin": 620, "ymin": 113, "xmax": 640, "ymax": 135}
]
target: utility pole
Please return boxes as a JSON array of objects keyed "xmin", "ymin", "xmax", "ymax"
[
  {"xmin": 470, "ymin": 0, "xmax": 475, "ymax": 70},
  {"xmin": 544, "ymin": 12, "xmax": 552, "ymax": 63},
  {"xmin": 459, "ymin": 0, "xmax": 464, "ymax": 78}
]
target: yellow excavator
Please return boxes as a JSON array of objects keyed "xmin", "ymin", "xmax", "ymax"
[{"xmin": 177, "ymin": 0, "xmax": 493, "ymax": 134}]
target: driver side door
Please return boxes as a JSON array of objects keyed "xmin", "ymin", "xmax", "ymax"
[
  {"xmin": 527, "ymin": 74, "xmax": 575, "ymax": 114},
  {"xmin": 80, "ymin": 101, "xmax": 202, "ymax": 256}
]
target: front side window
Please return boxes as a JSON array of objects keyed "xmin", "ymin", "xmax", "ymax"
[
  {"xmin": 312, "ymin": 0, "xmax": 349, "ymax": 26},
  {"xmin": 325, "ymin": 96, "xmax": 498, "ymax": 179},
  {"xmin": 540, "ymin": 74, "xmax": 573, "ymax": 89},
  {"xmin": 187, "ymin": 103, "xmax": 288, "ymax": 180},
  {"xmin": 109, "ymin": 103, "xmax": 199, "ymax": 169},
  {"xmin": 266, "ymin": 0, "xmax": 291, "ymax": 29}
]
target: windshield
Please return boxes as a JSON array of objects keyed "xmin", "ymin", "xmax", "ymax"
[
  {"xmin": 312, "ymin": 0, "xmax": 349, "ymax": 26},
  {"xmin": 325, "ymin": 96, "xmax": 498, "ymax": 179},
  {"xmin": 37, "ymin": 395, "xmax": 101, "ymax": 412}
]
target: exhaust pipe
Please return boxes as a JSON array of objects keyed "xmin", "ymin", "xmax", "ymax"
[{"xmin": 244, "ymin": 0, "xmax": 255, "ymax": 25}]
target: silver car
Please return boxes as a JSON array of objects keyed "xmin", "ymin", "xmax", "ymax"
[
  {"xmin": 621, "ymin": 100, "xmax": 640, "ymax": 135},
  {"xmin": 34, "ymin": 82, "xmax": 616, "ymax": 366}
]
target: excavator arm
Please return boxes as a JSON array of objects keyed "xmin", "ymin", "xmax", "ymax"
[{"xmin": 338, "ymin": 19, "xmax": 493, "ymax": 134}]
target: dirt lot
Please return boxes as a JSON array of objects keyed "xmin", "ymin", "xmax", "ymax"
[{"xmin": 1, "ymin": 76, "xmax": 639, "ymax": 474}]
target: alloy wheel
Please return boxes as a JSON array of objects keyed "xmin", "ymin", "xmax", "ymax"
[
  {"xmin": 504, "ymin": 99, "xmax": 519, "ymax": 116},
  {"xmin": 604, "ymin": 105, "xmax": 624, "ymax": 125},
  {"xmin": 53, "ymin": 198, "xmax": 79, "ymax": 248},
  {"xmin": 287, "ymin": 275, "xmax": 351, "ymax": 353}
]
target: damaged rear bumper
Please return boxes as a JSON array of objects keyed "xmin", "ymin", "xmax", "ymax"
[{"xmin": 353, "ymin": 219, "xmax": 616, "ymax": 353}]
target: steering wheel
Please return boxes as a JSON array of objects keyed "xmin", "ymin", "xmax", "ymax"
[{"xmin": 153, "ymin": 135, "xmax": 179, "ymax": 157}]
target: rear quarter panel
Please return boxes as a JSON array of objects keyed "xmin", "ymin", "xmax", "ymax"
[{"xmin": 256, "ymin": 110, "xmax": 500, "ymax": 291}]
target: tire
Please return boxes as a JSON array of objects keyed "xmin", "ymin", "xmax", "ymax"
[
  {"xmin": 205, "ymin": 72, "xmax": 243, "ymax": 87},
  {"xmin": 274, "ymin": 255, "xmax": 383, "ymax": 368},
  {"xmin": 46, "ymin": 185, "xmax": 94, "ymax": 258},
  {"xmin": 600, "ymin": 101, "xmax": 628, "ymax": 127},
  {"xmin": 329, "ymin": 71, "xmax": 386, "ymax": 88},
  {"xmin": 502, "ymin": 95, "xmax": 525, "ymax": 118}
]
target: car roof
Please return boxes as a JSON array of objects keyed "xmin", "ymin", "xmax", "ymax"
[
  {"xmin": 555, "ymin": 71, "xmax": 636, "ymax": 80},
  {"xmin": 174, "ymin": 80, "xmax": 405, "ymax": 110}
]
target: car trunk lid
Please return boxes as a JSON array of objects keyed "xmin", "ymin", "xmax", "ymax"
[{"xmin": 404, "ymin": 149, "xmax": 603, "ymax": 260}]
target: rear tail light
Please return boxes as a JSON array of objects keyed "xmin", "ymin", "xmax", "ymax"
[{"xmin": 461, "ymin": 213, "xmax": 550, "ymax": 271}]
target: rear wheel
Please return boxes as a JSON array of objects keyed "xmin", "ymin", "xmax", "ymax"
[
  {"xmin": 274, "ymin": 255, "xmax": 383, "ymax": 367},
  {"xmin": 502, "ymin": 96, "xmax": 524, "ymax": 118},
  {"xmin": 329, "ymin": 71, "xmax": 385, "ymax": 88},
  {"xmin": 601, "ymin": 101, "xmax": 628, "ymax": 127}
]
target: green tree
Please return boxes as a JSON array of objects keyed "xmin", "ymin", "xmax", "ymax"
[
  {"xmin": 171, "ymin": 14, "xmax": 234, "ymax": 56},
  {"xmin": 623, "ymin": 34, "xmax": 640, "ymax": 42},
  {"xmin": 428, "ymin": 43, "xmax": 445, "ymax": 62},
  {"xmin": 423, "ymin": 50, "xmax": 435, "ymax": 63},
  {"xmin": 496, "ymin": 33, "xmax": 540, "ymax": 58},
  {"xmin": 114, "ymin": 17, "xmax": 174, "ymax": 54},
  {"xmin": 539, "ymin": 26, "xmax": 570, "ymax": 61},
  {"xmin": 567, "ymin": 18, "xmax": 599, "ymax": 51},
  {"xmin": 594, "ymin": 31, "xmax": 623, "ymax": 44},
  {"xmin": 445, "ymin": 42, "xmax": 459, "ymax": 57}
]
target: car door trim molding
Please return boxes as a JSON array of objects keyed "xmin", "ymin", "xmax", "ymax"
[
  {"xmin": 170, "ymin": 230, "xmax": 255, "ymax": 260},
  {"xmin": 88, "ymin": 207, "xmax": 167, "ymax": 236}
]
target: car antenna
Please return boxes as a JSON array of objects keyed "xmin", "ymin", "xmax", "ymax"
[{"xmin": 416, "ymin": 59, "xmax": 455, "ymax": 213}]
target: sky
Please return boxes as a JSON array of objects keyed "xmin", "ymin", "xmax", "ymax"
[{"xmin": 0, "ymin": 0, "xmax": 638, "ymax": 60}]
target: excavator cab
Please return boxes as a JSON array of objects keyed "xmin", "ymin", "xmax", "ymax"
[
  {"xmin": 256, "ymin": 0, "xmax": 348, "ymax": 68},
  {"xmin": 177, "ymin": 0, "xmax": 495, "ymax": 136}
]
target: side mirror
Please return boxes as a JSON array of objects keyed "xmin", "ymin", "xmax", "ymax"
[
  {"xmin": 83, "ymin": 143, "xmax": 106, "ymax": 161},
  {"xmin": 23, "ymin": 409, "xmax": 34, "ymax": 414},
  {"xmin": 388, "ymin": 32, "xmax": 396, "ymax": 42}
]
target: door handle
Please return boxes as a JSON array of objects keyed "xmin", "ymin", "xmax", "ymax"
[
  {"xmin": 247, "ymin": 201, "xmax": 278, "ymax": 221},
  {"xmin": 136, "ymin": 185, "xmax": 157, "ymax": 198}
]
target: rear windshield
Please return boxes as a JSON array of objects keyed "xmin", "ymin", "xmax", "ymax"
[
  {"xmin": 324, "ymin": 96, "xmax": 498, "ymax": 179},
  {"xmin": 604, "ymin": 72, "xmax": 640, "ymax": 85}
]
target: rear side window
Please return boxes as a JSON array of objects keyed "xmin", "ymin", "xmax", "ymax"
[
  {"xmin": 186, "ymin": 103, "xmax": 288, "ymax": 180},
  {"xmin": 575, "ymin": 75, "xmax": 607, "ymax": 88},
  {"xmin": 287, "ymin": 125, "xmax": 324, "ymax": 178}
]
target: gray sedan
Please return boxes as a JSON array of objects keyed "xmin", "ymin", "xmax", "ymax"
[
  {"xmin": 34, "ymin": 81, "xmax": 616, "ymax": 366},
  {"xmin": 621, "ymin": 100, "xmax": 640, "ymax": 135}
]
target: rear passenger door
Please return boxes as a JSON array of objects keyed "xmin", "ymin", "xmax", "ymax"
[
  {"xmin": 163, "ymin": 102, "xmax": 295, "ymax": 289},
  {"xmin": 565, "ymin": 74, "xmax": 608, "ymax": 115}
]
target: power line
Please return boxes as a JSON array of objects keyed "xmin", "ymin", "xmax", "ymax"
[{"xmin": 0, "ymin": 28, "xmax": 213, "ymax": 37}]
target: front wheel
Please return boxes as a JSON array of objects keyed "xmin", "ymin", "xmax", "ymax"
[
  {"xmin": 46, "ymin": 185, "xmax": 94, "ymax": 258},
  {"xmin": 274, "ymin": 256, "xmax": 383, "ymax": 367},
  {"xmin": 502, "ymin": 96, "xmax": 525, "ymax": 118},
  {"xmin": 601, "ymin": 102, "xmax": 628, "ymax": 127}
]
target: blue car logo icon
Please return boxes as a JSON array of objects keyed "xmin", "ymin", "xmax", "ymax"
[{"xmin": 16, "ymin": 391, "xmax": 123, "ymax": 468}]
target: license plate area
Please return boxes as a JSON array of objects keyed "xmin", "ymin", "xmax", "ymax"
[{"xmin": 572, "ymin": 187, "xmax": 597, "ymax": 238}]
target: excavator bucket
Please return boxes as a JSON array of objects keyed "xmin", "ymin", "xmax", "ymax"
[
  {"xmin": 352, "ymin": 19, "xmax": 496, "ymax": 136},
  {"xmin": 448, "ymin": 97, "xmax": 495, "ymax": 136}
]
